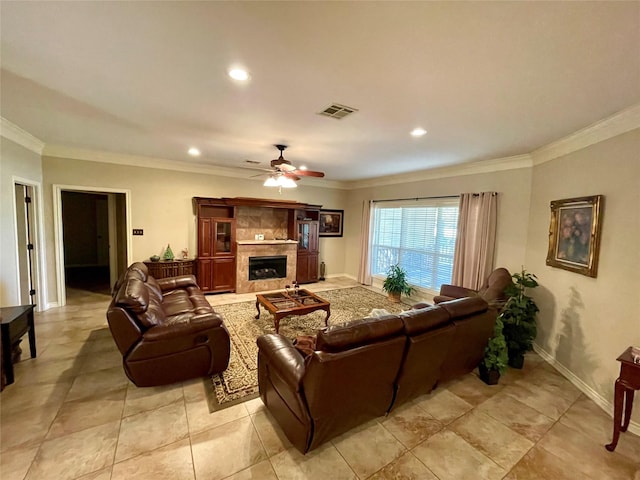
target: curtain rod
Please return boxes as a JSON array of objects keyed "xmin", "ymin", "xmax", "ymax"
[{"xmin": 372, "ymin": 195, "xmax": 460, "ymax": 204}]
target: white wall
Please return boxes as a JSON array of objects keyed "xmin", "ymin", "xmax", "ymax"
[
  {"xmin": 343, "ymin": 167, "xmax": 533, "ymax": 283},
  {"xmin": 41, "ymin": 156, "xmax": 348, "ymax": 305},
  {"xmin": 0, "ymin": 138, "xmax": 42, "ymax": 306},
  {"xmin": 525, "ymin": 128, "xmax": 640, "ymax": 425}
]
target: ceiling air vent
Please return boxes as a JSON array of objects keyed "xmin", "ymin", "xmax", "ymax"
[
  {"xmin": 244, "ymin": 160, "xmax": 261, "ymax": 165},
  {"xmin": 318, "ymin": 103, "xmax": 358, "ymax": 120}
]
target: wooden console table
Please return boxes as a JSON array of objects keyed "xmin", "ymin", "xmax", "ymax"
[
  {"xmin": 605, "ymin": 346, "xmax": 640, "ymax": 452},
  {"xmin": 1, "ymin": 305, "xmax": 37, "ymax": 387},
  {"xmin": 143, "ymin": 259, "xmax": 195, "ymax": 279}
]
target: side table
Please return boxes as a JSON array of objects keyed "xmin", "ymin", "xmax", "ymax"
[
  {"xmin": 605, "ymin": 346, "xmax": 640, "ymax": 452},
  {"xmin": 0, "ymin": 305, "xmax": 37, "ymax": 386},
  {"xmin": 143, "ymin": 259, "xmax": 195, "ymax": 279}
]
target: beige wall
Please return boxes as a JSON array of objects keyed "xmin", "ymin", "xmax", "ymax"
[
  {"xmin": 525, "ymin": 128, "xmax": 640, "ymax": 424},
  {"xmin": 343, "ymin": 167, "xmax": 533, "ymax": 285},
  {"xmin": 41, "ymin": 156, "xmax": 348, "ymax": 305},
  {"xmin": 0, "ymin": 138, "xmax": 42, "ymax": 306}
]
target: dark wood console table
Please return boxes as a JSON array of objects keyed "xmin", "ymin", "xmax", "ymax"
[
  {"xmin": 605, "ymin": 346, "xmax": 640, "ymax": 452},
  {"xmin": 143, "ymin": 259, "xmax": 195, "ymax": 279},
  {"xmin": 1, "ymin": 305, "xmax": 37, "ymax": 387}
]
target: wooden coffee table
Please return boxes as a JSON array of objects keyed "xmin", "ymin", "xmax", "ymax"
[{"xmin": 255, "ymin": 289, "xmax": 331, "ymax": 334}]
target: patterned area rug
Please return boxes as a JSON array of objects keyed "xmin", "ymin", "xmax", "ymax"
[{"xmin": 208, "ymin": 287, "xmax": 410, "ymax": 411}]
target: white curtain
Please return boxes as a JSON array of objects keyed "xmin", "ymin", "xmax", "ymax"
[
  {"xmin": 452, "ymin": 192, "xmax": 498, "ymax": 290},
  {"xmin": 357, "ymin": 200, "xmax": 373, "ymax": 285}
]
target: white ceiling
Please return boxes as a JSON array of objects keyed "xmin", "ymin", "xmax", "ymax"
[{"xmin": 1, "ymin": 2, "xmax": 639, "ymax": 182}]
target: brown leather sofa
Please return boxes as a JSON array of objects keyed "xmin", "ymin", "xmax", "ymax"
[
  {"xmin": 257, "ymin": 296, "xmax": 495, "ymax": 454},
  {"xmin": 433, "ymin": 267, "xmax": 513, "ymax": 307},
  {"xmin": 107, "ymin": 262, "xmax": 230, "ymax": 387}
]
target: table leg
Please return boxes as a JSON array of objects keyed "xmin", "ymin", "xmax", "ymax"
[
  {"xmin": 255, "ymin": 299, "xmax": 261, "ymax": 319},
  {"xmin": 324, "ymin": 307, "xmax": 331, "ymax": 327},
  {"xmin": 606, "ymin": 378, "xmax": 625, "ymax": 451},
  {"xmin": 621, "ymin": 387, "xmax": 634, "ymax": 432},
  {"xmin": 1, "ymin": 325, "xmax": 14, "ymax": 385},
  {"xmin": 27, "ymin": 309, "xmax": 36, "ymax": 358},
  {"xmin": 274, "ymin": 314, "xmax": 281, "ymax": 334}
]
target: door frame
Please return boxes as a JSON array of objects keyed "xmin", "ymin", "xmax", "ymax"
[
  {"xmin": 53, "ymin": 184, "xmax": 132, "ymax": 307},
  {"xmin": 12, "ymin": 176, "xmax": 47, "ymax": 311}
]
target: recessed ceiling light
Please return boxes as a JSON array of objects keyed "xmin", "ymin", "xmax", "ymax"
[
  {"xmin": 228, "ymin": 68, "xmax": 249, "ymax": 81},
  {"xmin": 410, "ymin": 128, "xmax": 427, "ymax": 137},
  {"xmin": 188, "ymin": 147, "xmax": 201, "ymax": 156}
]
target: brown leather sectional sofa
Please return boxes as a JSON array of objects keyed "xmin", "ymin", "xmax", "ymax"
[
  {"xmin": 107, "ymin": 262, "xmax": 230, "ymax": 387},
  {"xmin": 257, "ymin": 296, "xmax": 495, "ymax": 453}
]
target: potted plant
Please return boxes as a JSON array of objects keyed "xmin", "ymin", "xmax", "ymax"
[
  {"xmin": 479, "ymin": 316, "xmax": 508, "ymax": 385},
  {"xmin": 500, "ymin": 267, "xmax": 539, "ymax": 369},
  {"xmin": 382, "ymin": 264, "xmax": 413, "ymax": 303}
]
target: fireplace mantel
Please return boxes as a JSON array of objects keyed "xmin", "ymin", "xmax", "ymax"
[{"xmin": 237, "ymin": 240, "xmax": 298, "ymax": 245}]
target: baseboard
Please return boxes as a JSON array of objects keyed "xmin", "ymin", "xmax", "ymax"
[
  {"xmin": 533, "ymin": 343, "xmax": 640, "ymax": 436},
  {"xmin": 43, "ymin": 302, "xmax": 60, "ymax": 311}
]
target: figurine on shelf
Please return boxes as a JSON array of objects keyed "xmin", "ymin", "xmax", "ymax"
[
  {"xmin": 181, "ymin": 248, "xmax": 189, "ymax": 260},
  {"xmin": 163, "ymin": 244, "xmax": 174, "ymax": 261}
]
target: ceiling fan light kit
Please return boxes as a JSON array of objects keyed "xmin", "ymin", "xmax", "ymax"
[{"xmin": 254, "ymin": 145, "xmax": 325, "ymax": 189}]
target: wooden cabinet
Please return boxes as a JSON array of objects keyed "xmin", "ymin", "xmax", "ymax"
[
  {"xmin": 290, "ymin": 210, "xmax": 320, "ymax": 284},
  {"xmin": 194, "ymin": 198, "xmax": 236, "ymax": 293},
  {"xmin": 143, "ymin": 259, "xmax": 195, "ymax": 279}
]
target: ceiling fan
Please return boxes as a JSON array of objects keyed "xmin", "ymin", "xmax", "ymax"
[{"xmin": 250, "ymin": 145, "xmax": 325, "ymax": 188}]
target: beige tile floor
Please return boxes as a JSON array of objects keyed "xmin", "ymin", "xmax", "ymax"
[{"xmin": 1, "ymin": 278, "xmax": 639, "ymax": 480}]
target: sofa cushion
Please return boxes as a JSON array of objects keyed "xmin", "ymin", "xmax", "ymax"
[
  {"xmin": 162, "ymin": 290, "xmax": 196, "ymax": 317},
  {"xmin": 399, "ymin": 305, "xmax": 451, "ymax": 335},
  {"xmin": 438, "ymin": 296, "xmax": 488, "ymax": 319},
  {"xmin": 315, "ymin": 315, "xmax": 403, "ymax": 353},
  {"xmin": 146, "ymin": 276, "xmax": 163, "ymax": 304},
  {"xmin": 115, "ymin": 278, "xmax": 149, "ymax": 315}
]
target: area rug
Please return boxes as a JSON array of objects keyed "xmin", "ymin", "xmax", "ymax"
[{"xmin": 208, "ymin": 287, "xmax": 410, "ymax": 411}]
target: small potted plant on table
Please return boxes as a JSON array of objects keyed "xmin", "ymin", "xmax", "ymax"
[
  {"xmin": 382, "ymin": 264, "xmax": 413, "ymax": 303},
  {"xmin": 500, "ymin": 267, "xmax": 539, "ymax": 369},
  {"xmin": 479, "ymin": 316, "xmax": 508, "ymax": 385}
]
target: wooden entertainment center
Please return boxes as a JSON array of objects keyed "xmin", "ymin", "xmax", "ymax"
[{"xmin": 194, "ymin": 197, "xmax": 321, "ymax": 293}]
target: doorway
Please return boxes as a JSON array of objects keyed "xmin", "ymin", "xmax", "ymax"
[{"xmin": 53, "ymin": 186, "xmax": 131, "ymax": 305}]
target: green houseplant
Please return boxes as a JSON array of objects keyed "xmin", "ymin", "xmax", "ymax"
[
  {"xmin": 479, "ymin": 316, "xmax": 508, "ymax": 385},
  {"xmin": 382, "ymin": 264, "xmax": 414, "ymax": 303},
  {"xmin": 500, "ymin": 267, "xmax": 539, "ymax": 369}
]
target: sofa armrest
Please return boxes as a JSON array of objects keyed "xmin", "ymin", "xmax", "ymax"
[
  {"xmin": 439, "ymin": 284, "xmax": 475, "ymax": 298},
  {"xmin": 143, "ymin": 312, "xmax": 223, "ymax": 341},
  {"xmin": 157, "ymin": 275, "xmax": 198, "ymax": 292},
  {"xmin": 257, "ymin": 334, "xmax": 306, "ymax": 391}
]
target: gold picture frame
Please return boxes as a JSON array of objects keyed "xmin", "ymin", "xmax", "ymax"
[{"xmin": 546, "ymin": 195, "xmax": 604, "ymax": 277}]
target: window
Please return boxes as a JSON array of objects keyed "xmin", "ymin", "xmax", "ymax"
[{"xmin": 370, "ymin": 198, "xmax": 459, "ymax": 291}]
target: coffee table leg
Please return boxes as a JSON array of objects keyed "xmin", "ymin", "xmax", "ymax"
[
  {"xmin": 28, "ymin": 308, "xmax": 36, "ymax": 358},
  {"xmin": 274, "ymin": 315, "xmax": 281, "ymax": 334},
  {"xmin": 1, "ymin": 325, "xmax": 14, "ymax": 385},
  {"xmin": 255, "ymin": 299, "xmax": 261, "ymax": 319},
  {"xmin": 324, "ymin": 307, "xmax": 331, "ymax": 327}
]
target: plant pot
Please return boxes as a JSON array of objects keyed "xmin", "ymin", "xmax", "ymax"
[
  {"xmin": 478, "ymin": 364, "xmax": 501, "ymax": 385},
  {"xmin": 388, "ymin": 292, "xmax": 401, "ymax": 303},
  {"xmin": 508, "ymin": 351, "xmax": 525, "ymax": 369}
]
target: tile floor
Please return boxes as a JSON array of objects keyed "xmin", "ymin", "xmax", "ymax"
[{"xmin": 1, "ymin": 278, "xmax": 639, "ymax": 480}]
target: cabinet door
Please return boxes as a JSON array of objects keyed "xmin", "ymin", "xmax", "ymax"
[
  {"xmin": 212, "ymin": 257, "xmax": 236, "ymax": 291},
  {"xmin": 197, "ymin": 258, "xmax": 214, "ymax": 292},
  {"xmin": 298, "ymin": 221, "xmax": 318, "ymax": 252},
  {"xmin": 308, "ymin": 222, "xmax": 319, "ymax": 252},
  {"xmin": 307, "ymin": 253, "xmax": 319, "ymax": 281},
  {"xmin": 296, "ymin": 253, "xmax": 309, "ymax": 284},
  {"xmin": 198, "ymin": 218, "xmax": 213, "ymax": 257},
  {"xmin": 213, "ymin": 219, "xmax": 235, "ymax": 256}
]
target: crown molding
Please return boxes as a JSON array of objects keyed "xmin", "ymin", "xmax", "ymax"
[
  {"xmin": 0, "ymin": 117, "xmax": 45, "ymax": 154},
  {"xmin": 531, "ymin": 103, "xmax": 640, "ymax": 165},
  {"xmin": 42, "ymin": 144, "xmax": 349, "ymax": 190},
  {"xmin": 346, "ymin": 154, "xmax": 533, "ymax": 189}
]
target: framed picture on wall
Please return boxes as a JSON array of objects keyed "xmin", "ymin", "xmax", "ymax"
[
  {"xmin": 319, "ymin": 209, "xmax": 344, "ymax": 237},
  {"xmin": 546, "ymin": 195, "xmax": 604, "ymax": 277}
]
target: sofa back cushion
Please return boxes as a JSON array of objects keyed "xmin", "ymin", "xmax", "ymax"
[
  {"xmin": 315, "ymin": 315, "xmax": 403, "ymax": 353},
  {"xmin": 438, "ymin": 296, "xmax": 488, "ymax": 318},
  {"xmin": 114, "ymin": 277, "xmax": 165, "ymax": 328},
  {"xmin": 399, "ymin": 305, "xmax": 450, "ymax": 335}
]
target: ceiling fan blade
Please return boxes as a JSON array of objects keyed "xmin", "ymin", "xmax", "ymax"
[
  {"xmin": 283, "ymin": 173, "xmax": 301, "ymax": 181},
  {"xmin": 293, "ymin": 169, "xmax": 325, "ymax": 178}
]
